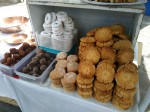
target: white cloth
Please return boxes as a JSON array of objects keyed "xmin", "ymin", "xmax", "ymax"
[{"xmin": 0, "ymin": 73, "xmax": 139, "ymax": 112}]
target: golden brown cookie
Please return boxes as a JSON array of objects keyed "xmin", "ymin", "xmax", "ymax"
[
  {"xmin": 117, "ymin": 63, "xmax": 138, "ymax": 74},
  {"xmin": 67, "ymin": 55, "xmax": 78, "ymax": 62},
  {"xmin": 64, "ymin": 85, "xmax": 76, "ymax": 92},
  {"xmin": 56, "ymin": 52, "xmax": 67, "ymax": 60},
  {"xmin": 63, "ymin": 72, "xmax": 77, "ymax": 84},
  {"xmin": 94, "ymin": 87, "xmax": 113, "ymax": 96},
  {"xmin": 117, "ymin": 48, "xmax": 134, "ymax": 65},
  {"xmin": 113, "ymin": 39, "xmax": 132, "ymax": 51},
  {"xmin": 114, "ymin": 85, "xmax": 136, "ymax": 98},
  {"xmin": 113, "ymin": 93, "xmax": 134, "ymax": 104},
  {"xmin": 80, "ymin": 42, "xmax": 95, "ymax": 47},
  {"xmin": 99, "ymin": 47, "xmax": 116, "ymax": 63},
  {"xmin": 118, "ymin": 33, "xmax": 129, "ymax": 40},
  {"xmin": 99, "ymin": 60, "xmax": 116, "ymax": 69},
  {"xmin": 80, "ymin": 37, "xmax": 96, "ymax": 43},
  {"xmin": 95, "ymin": 27, "xmax": 113, "ymax": 42},
  {"xmin": 77, "ymin": 74, "xmax": 94, "ymax": 84},
  {"xmin": 78, "ymin": 87, "xmax": 93, "ymax": 92},
  {"xmin": 80, "ymin": 46, "xmax": 100, "ymax": 64},
  {"xmin": 94, "ymin": 92, "xmax": 112, "ymax": 100},
  {"xmin": 78, "ymin": 60, "xmax": 95, "ymax": 78},
  {"xmin": 51, "ymin": 79, "xmax": 62, "ymax": 85},
  {"xmin": 115, "ymin": 65, "xmax": 138, "ymax": 89},
  {"xmin": 67, "ymin": 62, "xmax": 79, "ymax": 72},
  {"xmin": 96, "ymin": 39, "xmax": 114, "ymax": 47},
  {"xmin": 78, "ymin": 89, "xmax": 93, "ymax": 98},
  {"xmin": 55, "ymin": 60, "xmax": 69, "ymax": 69},
  {"xmin": 50, "ymin": 69, "xmax": 65, "ymax": 80},
  {"xmin": 112, "ymin": 99, "xmax": 133, "ymax": 110},
  {"xmin": 96, "ymin": 62, "xmax": 115, "ymax": 83},
  {"xmin": 94, "ymin": 80, "xmax": 114, "ymax": 91},
  {"xmin": 61, "ymin": 78, "xmax": 75, "ymax": 88},
  {"xmin": 77, "ymin": 83, "xmax": 93, "ymax": 89},
  {"xmin": 112, "ymin": 36, "xmax": 121, "ymax": 42},
  {"xmin": 86, "ymin": 27, "xmax": 100, "ymax": 37},
  {"xmin": 111, "ymin": 24, "xmax": 125, "ymax": 35},
  {"xmin": 94, "ymin": 93, "xmax": 112, "ymax": 103}
]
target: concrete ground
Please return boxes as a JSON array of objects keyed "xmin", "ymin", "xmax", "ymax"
[{"xmin": 0, "ymin": 2, "xmax": 150, "ymax": 112}]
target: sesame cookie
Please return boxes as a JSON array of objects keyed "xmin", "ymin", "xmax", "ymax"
[
  {"xmin": 94, "ymin": 80, "xmax": 114, "ymax": 91},
  {"xmin": 77, "ymin": 83, "xmax": 93, "ymax": 89},
  {"xmin": 78, "ymin": 60, "xmax": 95, "ymax": 78},
  {"xmin": 99, "ymin": 47, "xmax": 116, "ymax": 63},
  {"xmin": 94, "ymin": 27, "xmax": 113, "ymax": 42},
  {"xmin": 111, "ymin": 24, "xmax": 125, "ymax": 35},
  {"xmin": 80, "ymin": 37, "xmax": 96, "ymax": 43},
  {"xmin": 56, "ymin": 52, "xmax": 67, "ymax": 60},
  {"xmin": 114, "ymin": 85, "xmax": 136, "ymax": 98},
  {"xmin": 55, "ymin": 60, "xmax": 69, "ymax": 69},
  {"xmin": 113, "ymin": 39, "xmax": 132, "ymax": 51},
  {"xmin": 77, "ymin": 74, "xmax": 94, "ymax": 84},
  {"xmin": 67, "ymin": 62, "xmax": 79, "ymax": 72},
  {"xmin": 96, "ymin": 39, "xmax": 114, "ymax": 47},
  {"xmin": 96, "ymin": 62, "xmax": 115, "ymax": 83},
  {"xmin": 67, "ymin": 55, "xmax": 78, "ymax": 62},
  {"xmin": 115, "ymin": 66, "xmax": 138, "ymax": 89},
  {"xmin": 81, "ymin": 46, "xmax": 100, "ymax": 64},
  {"xmin": 117, "ymin": 48, "xmax": 134, "ymax": 65}
]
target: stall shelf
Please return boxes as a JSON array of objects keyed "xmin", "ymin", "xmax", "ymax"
[
  {"xmin": 27, "ymin": 0, "xmax": 145, "ymax": 48},
  {"xmin": 24, "ymin": 0, "xmax": 145, "ymax": 112}
]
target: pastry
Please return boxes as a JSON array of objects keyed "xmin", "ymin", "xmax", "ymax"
[
  {"xmin": 61, "ymin": 78, "xmax": 75, "ymax": 88},
  {"xmin": 94, "ymin": 27, "xmax": 113, "ymax": 42},
  {"xmin": 80, "ymin": 37, "xmax": 96, "ymax": 43},
  {"xmin": 39, "ymin": 58, "xmax": 46, "ymax": 65},
  {"xmin": 4, "ymin": 52, "xmax": 11, "ymax": 59},
  {"xmin": 80, "ymin": 42, "xmax": 95, "ymax": 47},
  {"xmin": 112, "ymin": 99, "xmax": 133, "ymax": 110},
  {"xmin": 96, "ymin": 39, "xmax": 114, "ymax": 47},
  {"xmin": 118, "ymin": 33, "xmax": 129, "ymax": 40},
  {"xmin": 117, "ymin": 63, "xmax": 138, "ymax": 73},
  {"xmin": 51, "ymin": 79, "xmax": 62, "ymax": 85},
  {"xmin": 77, "ymin": 83, "xmax": 93, "ymax": 89},
  {"xmin": 94, "ymin": 80, "xmax": 114, "ymax": 91},
  {"xmin": 64, "ymin": 85, "xmax": 76, "ymax": 92},
  {"xmin": 9, "ymin": 48, "xmax": 18, "ymax": 54},
  {"xmin": 55, "ymin": 60, "xmax": 68, "ymax": 69},
  {"xmin": 86, "ymin": 27, "xmax": 100, "ymax": 37},
  {"xmin": 56, "ymin": 52, "xmax": 67, "ymax": 60},
  {"xmin": 115, "ymin": 65, "xmax": 138, "ymax": 89},
  {"xmin": 113, "ymin": 39, "xmax": 132, "ymax": 51},
  {"xmin": 117, "ymin": 48, "xmax": 134, "ymax": 65},
  {"xmin": 111, "ymin": 24, "xmax": 125, "ymax": 35},
  {"xmin": 94, "ymin": 87, "xmax": 113, "ymax": 96},
  {"xmin": 114, "ymin": 85, "xmax": 136, "ymax": 98},
  {"xmin": 96, "ymin": 62, "xmax": 115, "ymax": 83},
  {"xmin": 40, "ymin": 65, "xmax": 47, "ymax": 71},
  {"xmin": 78, "ymin": 89, "xmax": 93, "ymax": 98},
  {"xmin": 63, "ymin": 72, "xmax": 77, "ymax": 84},
  {"xmin": 78, "ymin": 60, "xmax": 95, "ymax": 78},
  {"xmin": 50, "ymin": 68, "xmax": 66, "ymax": 80},
  {"xmin": 80, "ymin": 46, "xmax": 100, "ymax": 64},
  {"xmin": 98, "ymin": 60, "xmax": 116, "ymax": 69},
  {"xmin": 94, "ymin": 93, "xmax": 112, "ymax": 103},
  {"xmin": 67, "ymin": 55, "xmax": 78, "ymax": 62},
  {"xmin": 99, "ymin": 47, "xmax": 116, "ymax": 63},
  {"xmin": 78, "ymin": 87, "xmax": 93, "ymax": 92},
  {"xmin": 77, "ymin": 74, "xmax": 94, "ymax": 84},
  {"xmin": 113, "ymin": 93, "xmax": 133, "ymax": 104},
  {"xmin": 67, "ymin": 61, "xmax": 79, "ymax": 72}
]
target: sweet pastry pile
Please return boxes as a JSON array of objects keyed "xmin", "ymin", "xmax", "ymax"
[
  {"xmin": 1, "ymin": 42, "xmax": 36, "ymax": 66},
  {"xmin": 40, "ymin": 11, "xmax": 77, "ymax": 40},
  {"xmin": 49, "ymin": 52, "xmax": 78, "ymax": 91},
  {"xmin": 21, "ymin": 49, "xmax": 54, "ymax": 77},
  {"xmin": 77, "ymin": 24, "xmax": 138, "ymax": 110},
  {"xmin": 93, "ymin": 0, "xmax": 137, "ymax": 3}
]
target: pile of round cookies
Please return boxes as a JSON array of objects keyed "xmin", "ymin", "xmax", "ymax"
[
  {"xmin": 49, "ymin": 52, "xmax": 79, "ymax": 92},
  {"xmin": 40, "ymin": 11, "xmax": 77, "ymax": 40},
  {"xmin": 21, "ymin": 49, "xmax": 54, "ymax": 77},
  {"xmin": 1, "ymin": 42, "xmax": 36, "ymax": 66},
  {"xmin": 93, "ymin": 0, "xmax": 137, "ymax": 3},
  {"xmin": 78, "ymin": 24, "xmax": 138, "ymax": 110}
]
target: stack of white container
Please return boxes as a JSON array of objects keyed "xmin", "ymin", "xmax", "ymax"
[{"xmin": 39, "ymin": 11, "xmax": 78, "ymax": 52}]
